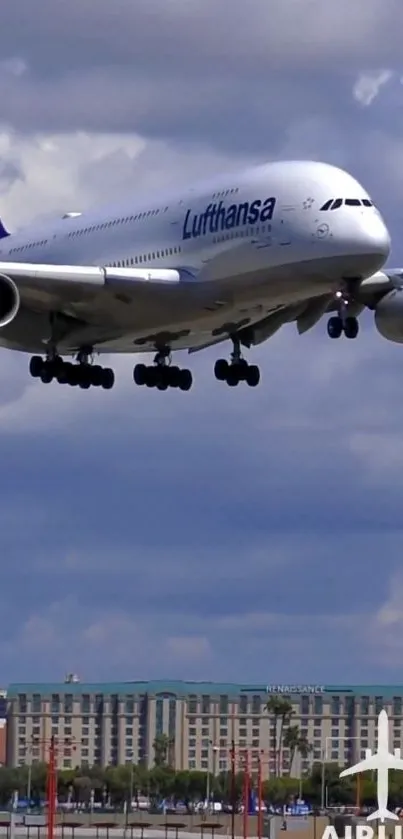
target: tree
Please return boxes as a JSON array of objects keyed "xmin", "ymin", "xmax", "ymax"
[
  {"xmin": 283, "ymin": 725, "xmax": 300, "ymax": 775},
  {"xmin": 266, "ymin": 697, "xmax": 293, "ymax": 776},
  {"xmin": 153, "ymin": 734, "xmax": 170, "ymax": 767}
]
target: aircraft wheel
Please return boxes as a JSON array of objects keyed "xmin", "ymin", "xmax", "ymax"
[
  {"xmin": 101, "ymin": 368, "xmax": 115, "ymax": 390},
  {"xmin": 344, "ymin": 316, "xmax": 359, "ymax": 339},
  {"xmin": 214, "ymin": 359, "xmax": 229, "ymax": 381},
  {"xmin": 178, "ymin": 369, "xmax": 193, "ymax": 391},
  {"xmin": 327, "ymin": 316, "xmax": 343, "ymax": 339},
  {"xmin": 133, "ymin": 363, "xmax": 147, "ymax": 386},
  {"xmin": 246, "ymin": 364, "xmax": 260, "ymax": 387},
  {"xmin": 29, "ymin": 356, "xmax": 43, "ymax": 378}
]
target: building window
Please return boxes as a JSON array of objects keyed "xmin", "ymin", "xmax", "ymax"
[
  {"xmin": 314, "ymin": 696, "xmax": 323, "ymax": 715},
  {"xmin": 156, "ymin": 699, "xmax": 163, "ymax": 736},
  {"xmin": 393, "ymin": 697, "xmax": 402, "ymax": 716},
  {"xmin": 64, "ymin": 694, "xmax": 73, "ymax": 714},
  {"xmin": 188, "ymin": 696, "xmax": 198, "ymax": 714},
  {"xmin": 81, "ymin": 695, "xmax": 90, "ymax": 714},
  {"xmin": 331, "ymin": 696, "xmax": 340, "ymax": 715},
  {"xmin": 95, "ymin": 694, "xmax": 104, "ymax": 714},
  {"xmin": 169, "ymin": 699, "xmax": 176, "ymax": 740},
  {"xmin": 202, "ymin": 695, "xmax": 210, "ymax": 715},
  {"xmin": 375, "ymin": 696, "xmax": 384, "ymax": 714},
  {"xmin": 32, "ymin": 694, "xmax": 41, "ymax": 714},
  {"xmin": 239, "ymin": 696, "xmax": 248, "ymax": 715},
  {"xmin": 219, "ymin": 696, "xmax": 228, "ymax": 715},
  {"xmin": 51, "ymin": 694, "xmax": 60, "ymax": 715},
  {"xmin": 125, "ymin": 696, "xmax": 134, "ymax": 715},
  {"xmin": 252, "ymin": 695, "xmax": 261, "ymax": 715},
  {"xmin": 18, "ymin": 695, "xmax": 27, "ymax": 714},
  {"xmin": 361, "ymin": 696, "xmax": 369, "ymax": 716},
  {"xmin": 301, "ymin": 695, "xmax": 310, "ymax": 715}
]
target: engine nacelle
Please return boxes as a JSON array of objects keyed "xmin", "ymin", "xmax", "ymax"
[
  {"xmin": 374, "ymin": 289, "xmax": 403, "ymax": 343},
  {"xmin": 0, "ymin": 273, "xmax": 20, "ymax": 327}
]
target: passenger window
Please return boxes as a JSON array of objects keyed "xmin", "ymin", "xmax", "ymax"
[{"xmin": 330, "ymin": 199, "xmax": 343, "ymax": 210}]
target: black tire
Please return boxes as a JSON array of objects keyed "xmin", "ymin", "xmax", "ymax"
[
  {"xmin": 327, "ymin": 316, "xmax": 343, "ymax": 339},
  {"xmin": 246, "ymin": 365, "xmax": 260, "ymax": 387},
  {"xmin": 344, "ymin": 316, "xmax": 359, "ymax": 339},
  {"xmin": 226, "ymin": 369, "xmax": 239, "ymax": 386},
  {"xmin": 179, "ymin": 369, "xmax": 193, "ymax": 391},
  {"xmin": 214, "ymin": 359, "xmax": 228, "ymax": 381},
  {"xmin": 133, "ymin": 363, "xmax": 147, "ymax": 385},
  {"xmin": 101, "ymin": 368, "xmax": 115, "ymax": 390},
  {"xmin": 29, "ymin": 356, "xmax": 43, "ymax": 378}
]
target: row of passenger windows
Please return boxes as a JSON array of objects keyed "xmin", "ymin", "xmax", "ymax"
[
  {"xmin": 9, "ymin": 239, "xmax": 49, "ymax": 254},
  {"xmin": 320, "ymin": 198, "xmax": 374, "ymax": 211},
  {"xmin": 107, "ymin": 245, "xmax": 182, "ymax": 268},
  {"xmin": 212, "ymin": 187, "xmax": 239, "ymax": 198},
  {"xmin": 213, "ymin": 224, "xmax": 269, "ymax": 244},
  {"xmin": 67, "ymin": 207, "xmax": 169, "ymax": 238}
]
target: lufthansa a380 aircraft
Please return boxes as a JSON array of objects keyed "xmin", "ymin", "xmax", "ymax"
[{"xmin": 0, "ymin": 159, "xmax": 396, "ymax": 392}]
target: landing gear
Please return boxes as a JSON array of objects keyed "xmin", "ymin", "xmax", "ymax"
[
  {"xmin": 214, "ymin": 336, "xmax": 260, "ymax": 387},
  {"xmin": 133, "ymin": 348, "xmax": 193, "ymax": 391},
  {"xmin": 327, "ymin": 281, "xmax": 360, "ymax": 340},
  {"xmin": 29, "ymin": 350, "xmax": 115, "ymax": 389},
  {"xmin": 327, "ymin": 315, "xmax": 359, "ymax": 340}
]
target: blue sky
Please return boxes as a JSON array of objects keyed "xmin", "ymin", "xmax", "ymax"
[{"xmin": 0, "ymin": 0, "xmax": 403, "ymax": 686}]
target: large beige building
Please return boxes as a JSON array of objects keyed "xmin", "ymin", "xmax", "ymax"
[{"xmin": 6, "ymin": 679, "xmax": 403, "ymax": 777}]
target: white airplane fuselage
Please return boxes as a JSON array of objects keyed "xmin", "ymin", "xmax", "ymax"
[{"xmin": 0, "ymin": 159, "xmax": 390, "ymax": 355}]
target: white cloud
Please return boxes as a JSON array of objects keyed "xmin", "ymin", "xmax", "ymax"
[{"xmin": 353, "ymin": 69, "xmax": 394, "ymax": 106}]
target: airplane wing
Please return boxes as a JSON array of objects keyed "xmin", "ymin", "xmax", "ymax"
[
  {"xmin": 340, "ymin": 754, "xmax": 403, "ymax": 777},
  {"xmin": 340, "ymin": 756, "xmax": 380, "ymax": 776}
]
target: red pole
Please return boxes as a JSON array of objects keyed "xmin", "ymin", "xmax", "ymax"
[
  {"xmin": 47, "ymin": 736, "xmax": 55, "ymax": 839},
  {"xmin": 257, "ymin": 755, "xmax": 262, "ymax": 839},
  {"xmin": 243, "ymin": 751, "xmax": 249, "ymax": 839},
  {"xmin": 230, "ymin": 742, "xmax": 235, "ymax": 839}
]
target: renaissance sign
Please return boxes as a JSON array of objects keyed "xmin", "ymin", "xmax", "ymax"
[{"xmin": 266, "ymin": 685, "xmax": 325, "ymax": 694}]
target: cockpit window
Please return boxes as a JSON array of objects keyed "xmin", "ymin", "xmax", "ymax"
[{"xmin": 319, "ymin": 197, "xmax": 374, "ymax": 211}]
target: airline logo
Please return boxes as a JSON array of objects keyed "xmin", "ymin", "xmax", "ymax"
[{"xmin": 182, "ymin": 197, "xmax": 277, "ymax": 241}]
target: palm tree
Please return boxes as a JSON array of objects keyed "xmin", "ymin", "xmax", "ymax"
[
  {"xmin": 283, "ymin": 726, "xmax": 312, "ymax": 777},
  {"xmin": 266, "ymin": 697, "xmax": 293, "ymax": 776},
  {"xmin": 152, "ymin": 733, "xmax": 174, "ymax": 767},
  {"xmin": 283, "ymin": 725, "xmax": 301, "ymax": 775}
]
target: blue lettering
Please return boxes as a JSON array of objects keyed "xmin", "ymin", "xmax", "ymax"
[{"xmin": 182, "ymin": 196, "xmax": 277, "ymax": 240}]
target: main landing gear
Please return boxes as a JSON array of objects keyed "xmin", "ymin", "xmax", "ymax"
[
  {"xmin": 29, "ymin": 349, "xmax": 115, "ymax": 389},
  {"xmin": 133, "ymin": 348, "xmax": 193, "ymax": 391},
  {"xmin": 327, "ymin": 284, "xmax": 360, "ymax": 340},
  {"xmin": 214, "ymin": 336, "xmax": 260, "ymax": 387}
]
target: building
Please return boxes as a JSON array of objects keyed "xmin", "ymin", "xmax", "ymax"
[{"xmin": 6, "ymin": 681, "xmax": 403, "ymax": 777}]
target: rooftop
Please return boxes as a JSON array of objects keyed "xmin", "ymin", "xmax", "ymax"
[{"xmin": 7, "ymin": 681, "xmax": 403, "ymax": 697}]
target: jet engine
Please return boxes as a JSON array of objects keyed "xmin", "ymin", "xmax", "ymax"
[
  {"xmin": 0, "ymin": 272, "xmax": 20, "ymax": 327},
  {"xmin": 374, "ymin": 288, "xmax": 403, "ymax": 343}
]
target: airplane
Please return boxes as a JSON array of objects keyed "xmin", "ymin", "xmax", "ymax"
[
  {"xmin": 340, "ymin": 709, "xmax": 403, "ymax": 823},
  {"xmin": 0, "ymin": 158, "xmax": 394, "ymax": 392}
]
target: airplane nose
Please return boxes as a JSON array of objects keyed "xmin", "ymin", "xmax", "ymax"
[{"xmin": 364, "ymin": 211, "xmax": 391, "ymax": 264}]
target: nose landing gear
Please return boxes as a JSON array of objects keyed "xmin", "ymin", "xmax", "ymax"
[{"xmin": 327, "ymin": 282, "xmax": 360, "ymax": 340}]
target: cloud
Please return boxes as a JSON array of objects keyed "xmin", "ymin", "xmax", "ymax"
[
  {"xmin": 1, "ymin": 0, "xmax": 403, "ymax": 686},
  {"xmin": 353, "ymin": 70, "xmax": 394, "ymax": 106}
]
